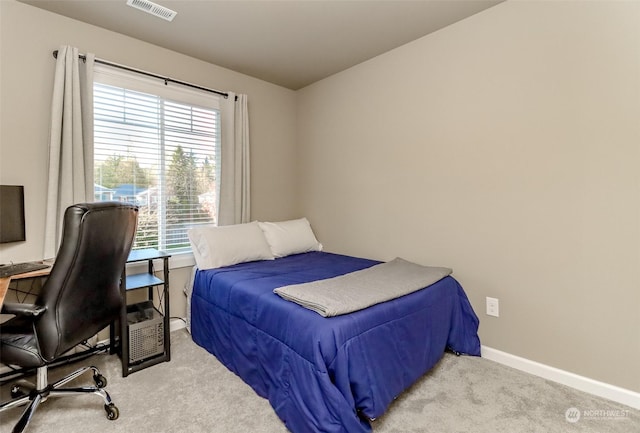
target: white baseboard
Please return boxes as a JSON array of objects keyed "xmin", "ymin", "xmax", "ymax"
[
  {"xmin": 481, "ymin": 345, "xmax": 640, "ymax": 410},
  {"xmin": 170, "ymin": 317, "xmax": 187, "ymax": 332}
]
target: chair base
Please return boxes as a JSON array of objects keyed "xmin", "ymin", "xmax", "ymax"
[{"xmin": 0, "ymin": 365, "xmax": 118, "ymax": 433}]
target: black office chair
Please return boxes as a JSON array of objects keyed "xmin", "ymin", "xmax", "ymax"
[{"xmin": 0, "ymin": 202, "xmax": 138, "ymax": 433}]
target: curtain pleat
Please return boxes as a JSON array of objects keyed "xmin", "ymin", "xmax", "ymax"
[
  {"xmin": 218, "ymin": 92, "xmax": 250, "ymax": 225},
  {"xmin": 43, "ymin": 46, "xmax": 94, "ymax": 259}
]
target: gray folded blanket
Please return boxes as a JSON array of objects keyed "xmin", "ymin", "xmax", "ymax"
[{"xmin": 273, "ymin": 257, "xmax": 452, "ymax": 317}]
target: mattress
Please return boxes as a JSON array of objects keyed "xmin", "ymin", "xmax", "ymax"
[{"xmin": 190, "ymin": 251, "xmax": 481, "ymax": 433}]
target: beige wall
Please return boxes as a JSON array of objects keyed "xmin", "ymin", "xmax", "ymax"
[
  {"xmin": 0, "ymin": 0, "xmax": 298, "ymax": 316},
  {"xmin": 297, "ymin": 1, "xmax": 640, "ymax": 392},
  {"xmin": 2, "ymin": 0, "xmax": 639, "ymax": 395}
]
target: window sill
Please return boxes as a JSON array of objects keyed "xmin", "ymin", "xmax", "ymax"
[
  {"xmin": 125, "ymin": 251, "xmax": 196, "ymax": 275},
  {"xmin": 167, "ymin": 252, "xmax": 196, "ymax": 269}
]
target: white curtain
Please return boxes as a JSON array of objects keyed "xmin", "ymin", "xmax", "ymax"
[
  {"xmin": 218, "ymin": 92, "xmax": 251, "ymax": 225},
  {"xmin": 43, "ymin": 46, "xmax": 95, "ymax": 259}
]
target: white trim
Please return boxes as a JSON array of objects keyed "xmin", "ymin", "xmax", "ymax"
[
  {"xmin": 125, "ymin": 252, "xmax": 195, "ymax": 275},
  {"xmin": 170, "ymin": 317, "xmax": 187, "ymax": 332},
  {"xmin": 481, "ymin": 345, "xmax": 640, "ymax": 410},
  {"xmin": 94, "ymin": 64, "xmax": 220, "ymax": 110},
  {"xmin": 167, "ymin": 253, "xmax": 196, "ymax": 269}
]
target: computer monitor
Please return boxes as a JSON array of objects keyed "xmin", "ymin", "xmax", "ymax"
[{"xmin": 0, "ymin": 185, "xmax": 26, "ymax": 243}]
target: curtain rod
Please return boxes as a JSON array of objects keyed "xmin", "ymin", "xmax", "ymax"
[{"xmin": 52, "ymin": 50, "xmax": 230, "ymax": 99}]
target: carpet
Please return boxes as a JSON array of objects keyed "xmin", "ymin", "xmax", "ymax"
[{"xmin": 1, "ymin": 330, "xmax": 637, "ymax": 433}]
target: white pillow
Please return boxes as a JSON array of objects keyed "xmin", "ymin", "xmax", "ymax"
[
  {"xmin": 187, "ymin": 221, "xmax": 274, "ymax": 270},
  {"xmin": 258, "ymin": 218, "xmax": 323, "ymax": 258}
]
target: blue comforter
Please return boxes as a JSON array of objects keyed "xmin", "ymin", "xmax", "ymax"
[{"xmin": 191, "ymin": 252, "xmax": 480, "ymax": 433}]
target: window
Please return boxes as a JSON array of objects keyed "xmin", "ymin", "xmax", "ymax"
[{"xmin": 93, "ymin": 66, "xmax": 220, "ymax": 254}]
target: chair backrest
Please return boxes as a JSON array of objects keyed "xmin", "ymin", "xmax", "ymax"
[{"xmin": 36, "ymin": 202, "xmax": 138, "ymax": 361}]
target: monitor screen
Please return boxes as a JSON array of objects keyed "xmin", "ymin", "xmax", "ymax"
[{"xmin": 0, "ymin": 185, "xmax": 26, "ymax": 243}]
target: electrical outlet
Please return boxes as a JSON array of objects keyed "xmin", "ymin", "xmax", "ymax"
[{"xmin": 486, "ymin": 297, "xmax": 499, "ymax": 317}]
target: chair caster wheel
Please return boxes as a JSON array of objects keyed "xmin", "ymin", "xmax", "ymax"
[
  {"xmin": 10, "ymin": 380, "xmax": 32, "ymax": 398},
  {"xmin": 105, "ymin": 403, "xmax": 119, "ymax": 420},
  {"xmin": 94, "ymin": 374, "xmax": 107, "ymax": 388},
  {"xmin": 10, "ymin": 385, "xmax": 26, "ymax": 398}
]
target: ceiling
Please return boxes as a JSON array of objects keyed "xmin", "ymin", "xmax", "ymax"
[{"xmin": 20, "ymin": 0, "xmax": 502, "ymax": 90}]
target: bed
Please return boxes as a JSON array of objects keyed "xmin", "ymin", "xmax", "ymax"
[{"xmin": 187, "ymin": 220, "xmax": 481, "ymax": 433}]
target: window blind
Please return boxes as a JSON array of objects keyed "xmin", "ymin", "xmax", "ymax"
[{"xmin": 93, "ymin": 66, "xmax": 221, "ymax": 253}]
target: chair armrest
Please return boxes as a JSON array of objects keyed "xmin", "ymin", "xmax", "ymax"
[{"xmin": 1, "ymin": 302, "xmax": 47, "ymax": 317}]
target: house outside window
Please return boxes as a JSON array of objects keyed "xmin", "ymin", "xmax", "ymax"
[{"xmin": 93, "ymin": 65, "xmax": 221, "ymax": 254}]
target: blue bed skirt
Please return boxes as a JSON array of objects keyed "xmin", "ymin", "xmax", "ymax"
[{"xmin": 191, "ymin": 252, "xmax": 480, "ymax": 433}]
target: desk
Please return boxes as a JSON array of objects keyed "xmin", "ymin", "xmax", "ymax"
[
  {"xmin": 0, "ymin": 265, "xmax": 52, "ymax": 308},
  {"xmin": 0, "ymin": 262, "xmax": 106, "ymax": 383},
  {"xmin": 1, "ymin": 252, "xmax": 171, "ymax": 377}
]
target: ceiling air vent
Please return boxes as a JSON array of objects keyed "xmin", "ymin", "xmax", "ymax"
[{"xmin": 126, "ymin": 0, "xmax": 177, "ymax": 22}]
